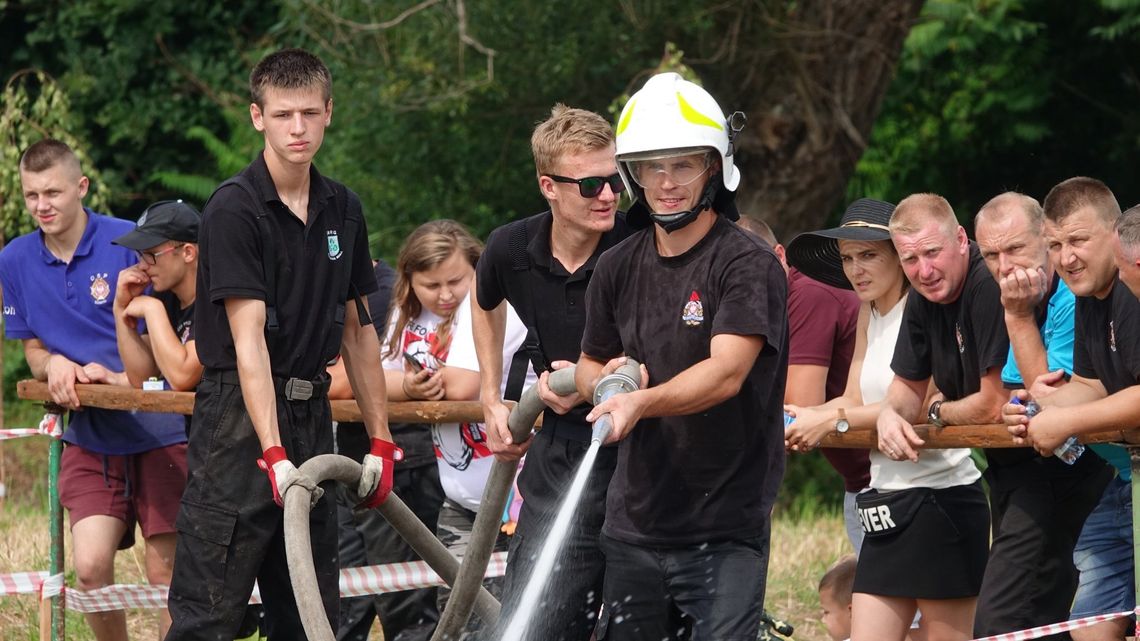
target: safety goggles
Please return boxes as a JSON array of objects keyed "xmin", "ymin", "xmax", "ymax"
[
  {"xmin": 546, "ymin": 173, "xmax": 625, "ymax": 198},
  {"xmin": 628, "ymin": 153, "xmax": 711, "ymax": 189}
]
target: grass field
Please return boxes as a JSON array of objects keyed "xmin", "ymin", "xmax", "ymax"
[
  {"xmin": 0, "ymin": 506, "xmax": 847, "ymax": 641},
  {"xmin": 0, "ymin": 434, "xmax": 848, "ymax": 641}
]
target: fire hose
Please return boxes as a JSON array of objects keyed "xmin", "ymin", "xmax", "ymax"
[
  {"xmin": 283, "ymin": 455, "xmax": 500, "ymax": 641},
  {"xmin": 432, "ymin": 359, "xmax": 641, "ymax": 640},
  {"xmin": 284, "ymin": 359, "xmax": 641, "ymax": 641}
]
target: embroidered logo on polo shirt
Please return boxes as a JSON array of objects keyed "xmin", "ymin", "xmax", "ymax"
[
  {"xmin": 89, "ymin": 273, "xmax": 111, "ymax": 304},
  {"xmin": 682, "ymin": 290, "xmax": 704, "ymax": 326},
  {"xmin": 1110, "ymin": 320, "xmax": 1117, "ymax": 352},
  {"xmin": 955, "ymin": 322, "xmax": 965, "ymax": 354},
  {"xmin": 326, "ymin": 230, "xmax": 343, "ymax": 260}
]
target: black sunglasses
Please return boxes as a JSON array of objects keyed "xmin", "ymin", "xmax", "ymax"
[{"xmin": 546, "ymin": 173, "xmax": 625, "ymax": 198}]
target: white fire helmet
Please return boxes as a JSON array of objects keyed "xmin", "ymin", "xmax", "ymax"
[{"xmin": 614, "ymin": 72, "xmax": 740, "ymax": 203}]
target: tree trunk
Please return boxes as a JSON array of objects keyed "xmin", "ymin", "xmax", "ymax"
[{"xmin": 695, "ymin": 0, "xmax": 925, "ymax": 241}]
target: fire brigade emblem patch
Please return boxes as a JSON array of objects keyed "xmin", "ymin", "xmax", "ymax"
[
  {"xmin": 89, "ymin": 273, "xmax": 111, "ymax": 304},
  {"xmin": 682, "ymin": 290, "xmax": 704, "ymax": 327}
]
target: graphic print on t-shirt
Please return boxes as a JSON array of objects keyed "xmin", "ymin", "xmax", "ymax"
[
  {"xmin": 682, "ymin": 290, "xmax": 704, "ymax": 327},
  {"xmin": 402, "ymin": 320, "xmax": 446, "ymax": 372}
]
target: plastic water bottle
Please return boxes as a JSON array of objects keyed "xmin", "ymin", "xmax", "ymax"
[
  {"xmin": 784, "ymin": 411, "xmax": 796, "ymax": 429},
  {"xmin": 1012, "ymin": 397, "xmax": 1084, "ymax": 464}
]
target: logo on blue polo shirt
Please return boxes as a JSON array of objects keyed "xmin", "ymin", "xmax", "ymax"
[
  {"xmin": 89, "ymin": 272, "xmax": 111, "ymax": 304},
  {"xmin": 326, "ymin": 230, "xmax": 342, "ymax": 260},
  {"xmin": 3, "ymin": 304, "xmax": 14, "ymax": 316}
]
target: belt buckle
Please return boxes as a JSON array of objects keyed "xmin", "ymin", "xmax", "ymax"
[{"xmin": 284, "ymin": 378, "xmax": 314, "ymax": 401}]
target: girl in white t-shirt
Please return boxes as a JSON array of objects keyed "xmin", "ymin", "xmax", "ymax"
[{"xmin": 381, "ymin": 220, "xmax": 534, "ymax": 568}]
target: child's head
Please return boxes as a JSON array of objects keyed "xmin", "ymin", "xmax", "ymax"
[
  {"xmin": 386, "ymin": 220, "xmax": 482, "ymax": 359},
  {"xmin": 818, "ymin": 554, "xmax": 856, "ymax": 641}
]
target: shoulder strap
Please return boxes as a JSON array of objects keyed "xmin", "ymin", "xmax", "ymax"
[
  {"xmin": 333, "ymin": 183, "xmax": 373, "ymax": 327},
  {"xmin": 503, "ymin": 217, "xmax": 549, "ymax": 401},
  {"xmin": 208, "ymin": 175, "xmax": 280, "ymax": 337}
]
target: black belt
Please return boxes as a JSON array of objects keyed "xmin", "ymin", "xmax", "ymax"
[{"xmin": 205, "ymin": 368, "xmax": 331, "ymax": 402}]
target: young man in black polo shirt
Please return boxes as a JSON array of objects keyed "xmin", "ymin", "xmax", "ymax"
[
  {"xmin": 576, "ymin": 72, "xmax": 787, "ymax": 641},
  {"xmin": 1005, "ymin": 178, "xmax": 1135, "ymax": 641},
  {"xmin": 972, "ymin": 192, "xmax": 1111, "ymax": 640},
  {"xmin": 165, "ymin": 48, "xmax": 398, "ymax": 641},
  {"xmin": 472, "ymin": 104, "xmax": 628, "ymax": 640}
]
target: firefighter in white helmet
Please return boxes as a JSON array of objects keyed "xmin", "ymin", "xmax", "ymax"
[{"xmin": 575, "ymin": 72, "xmax": 788, "ymax": 640}]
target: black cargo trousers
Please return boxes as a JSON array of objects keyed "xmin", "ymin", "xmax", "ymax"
[{"xmin": 165, "ymin": 370, "xmax": 339, "ymax": 641}]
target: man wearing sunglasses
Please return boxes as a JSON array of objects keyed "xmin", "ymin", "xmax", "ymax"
[
  {"xmin": 113, "ymin": 200, "xmax": 205, "ymax": 395},
  {"xmin": 0, "ymin": 139, "xmax": 187, "ymax": 641},
  {"xmin": 472, "ymin": 104, "xmax": 630, "ymax": 640},
  {"xmin": 575, "ymin": 73, "xmax": 787, "ymax": 641}
]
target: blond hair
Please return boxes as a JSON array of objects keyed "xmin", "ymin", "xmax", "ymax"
[
  {"xmin": 384, "ymin": 220, "xmax": 483, "ymax": 361},
  {"xmin": 530, "ymin": 104, "xmax": 614, "ymax": 176},
  {"xmin": 890, "ymin": 193, "xmax": 958, "ymax": 237}
]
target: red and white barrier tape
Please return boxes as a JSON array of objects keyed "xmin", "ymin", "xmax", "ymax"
[
  {"xmin": 1, "ymin": 551, "xmax": 508, "ymax": 613},
  {"xmin": 0, "ymin": 571, "xmax": 50, "ymax": 595},
  {"xmin": 970, "ymin": 608, "xmax": 1136, "ymax": 641},
  {"xmin": 0, "ymin": 414, "xmax": 64, "ymax": 441}
]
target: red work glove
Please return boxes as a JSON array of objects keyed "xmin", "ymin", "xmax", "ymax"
[
  {"xmin": 257, "ymin": 446, "xmax": 323, "ymax": 508},
  {"xmin": 358, "ymin": 438, "xmax": 403, "ymax": 509}
]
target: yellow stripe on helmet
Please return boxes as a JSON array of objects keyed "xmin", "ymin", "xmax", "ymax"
[
  {"xmin": 616, "ymin": 97, "xmax": 636, "ymax": 136},
  {"xmin": 676, "ymin": 92, "xmax": 723, "ymax": 130}
]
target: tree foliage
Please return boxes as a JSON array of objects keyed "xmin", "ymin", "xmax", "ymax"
[{"xmin": 848, "ymin": 0, "xmax": 1140, "ymax": 226}]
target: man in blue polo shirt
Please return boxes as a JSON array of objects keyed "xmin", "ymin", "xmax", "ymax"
[{"xmin": 0, "ymin": 139, "xmax": 186, "ymax": 641}]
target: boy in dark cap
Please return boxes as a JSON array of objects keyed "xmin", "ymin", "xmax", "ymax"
[{"xmin": 114, "ymin": 200, "xmax": 204, "ymax": 392}]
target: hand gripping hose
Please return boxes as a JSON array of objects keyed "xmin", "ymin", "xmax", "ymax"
[
  {"xmin": 283, "ymin": 454, "xmax": 500, "ymax": 641},
  {"xmin": 432, "ymin": 359, "xmax": 642, "ymax": 640}
]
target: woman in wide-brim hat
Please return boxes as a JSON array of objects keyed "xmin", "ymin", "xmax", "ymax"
[{"xmin": 784, "ymin": 198, "xmax": 987, "ymax": 641}]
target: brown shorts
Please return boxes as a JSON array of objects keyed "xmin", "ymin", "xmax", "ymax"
[{"xmin": 59, "ymin": 442, "xmax": 188, "ymax": 550}]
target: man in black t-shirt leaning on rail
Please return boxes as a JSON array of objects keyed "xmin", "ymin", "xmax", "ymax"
[{"xmin": 873, "ymin": 193, "xmax": 1001, "ymax": 639}]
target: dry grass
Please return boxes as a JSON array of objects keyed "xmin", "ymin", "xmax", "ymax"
[{"xmin": 0, "ymin": 472, "xmax": 847, "ymax": 641}]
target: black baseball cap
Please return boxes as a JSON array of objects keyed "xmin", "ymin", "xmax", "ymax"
[{"xmin": 113, "ymin": 200, "xmax": 201, "ymax": 250}]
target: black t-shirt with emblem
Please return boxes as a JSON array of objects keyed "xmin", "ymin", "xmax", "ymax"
[
  {"xmin": 195, "ymin": 152, "xmax": 376, "ymax": 378},
  {"xmin": 1074, "ymin": 277, "xmax": 1140, "ymax": 393},
  {"xmin": 157, "ymin": 291, "xmax": 195, "ymax": 346},
  {"xmin": 891, "ymin": 244, "xmax": 1009, "ymax": 401},
  {"xmin": 581, "ymin": 216, "xmax": 788, "ymax": 546},
  {"xmin": 476, "ymin": 210, "xmax": 630, "ymax": 442}
]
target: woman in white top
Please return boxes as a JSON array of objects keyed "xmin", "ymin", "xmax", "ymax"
[{"xmin": 784, "ymin": 199, "xmax": 986, "ymax": 641}]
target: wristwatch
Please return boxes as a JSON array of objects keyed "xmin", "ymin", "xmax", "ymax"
[
  {"xmin": 927, "ymin": 400, "xmax": 946, "ymax": 428},
  {"xmin": 835, "ymin": 408, "xmax": 850, "ymax": 434}
]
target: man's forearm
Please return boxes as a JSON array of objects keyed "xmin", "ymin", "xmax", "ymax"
[
  {"xmin": 24, "ymin": 340, "xmax": 53, "ymax": 381},
  {"xmin": 471, "ymin": 299, "xmax": 507, "ymax": 402},
  {"xmin": 117, "ymin": 311, "xmax": 159, "ymax": 388},
  {"xmin": 144, "ymin": 305, "xmax": 200, "ymax": 390},
  {"xmin": 1038, "ymin": 376, "xmax": 1106, "ymax": 408},
  {"xmin": 226, "ymin": 298, "xmax": 281, "ymax": 451},
  {"xmin": 883, "ymin": 376, "xmax": 926, "ymax": 425},
  {"xmin": 1006, "ymin": 313, "xmax": 1050, "ymax": 386}
]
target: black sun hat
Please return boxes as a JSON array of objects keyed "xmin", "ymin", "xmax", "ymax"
[
  {"xmin": 113, "ymin": 200, "xmax": 201, "ymax": 251},
  {"xmin": 785, "ymin": 198, "xmax": 897, "ymax": 290}
]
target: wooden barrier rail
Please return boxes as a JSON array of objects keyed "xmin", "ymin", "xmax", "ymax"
[{"xmin": 17, "ymin": 379, "xmax": 1140, "ymax": 448}]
